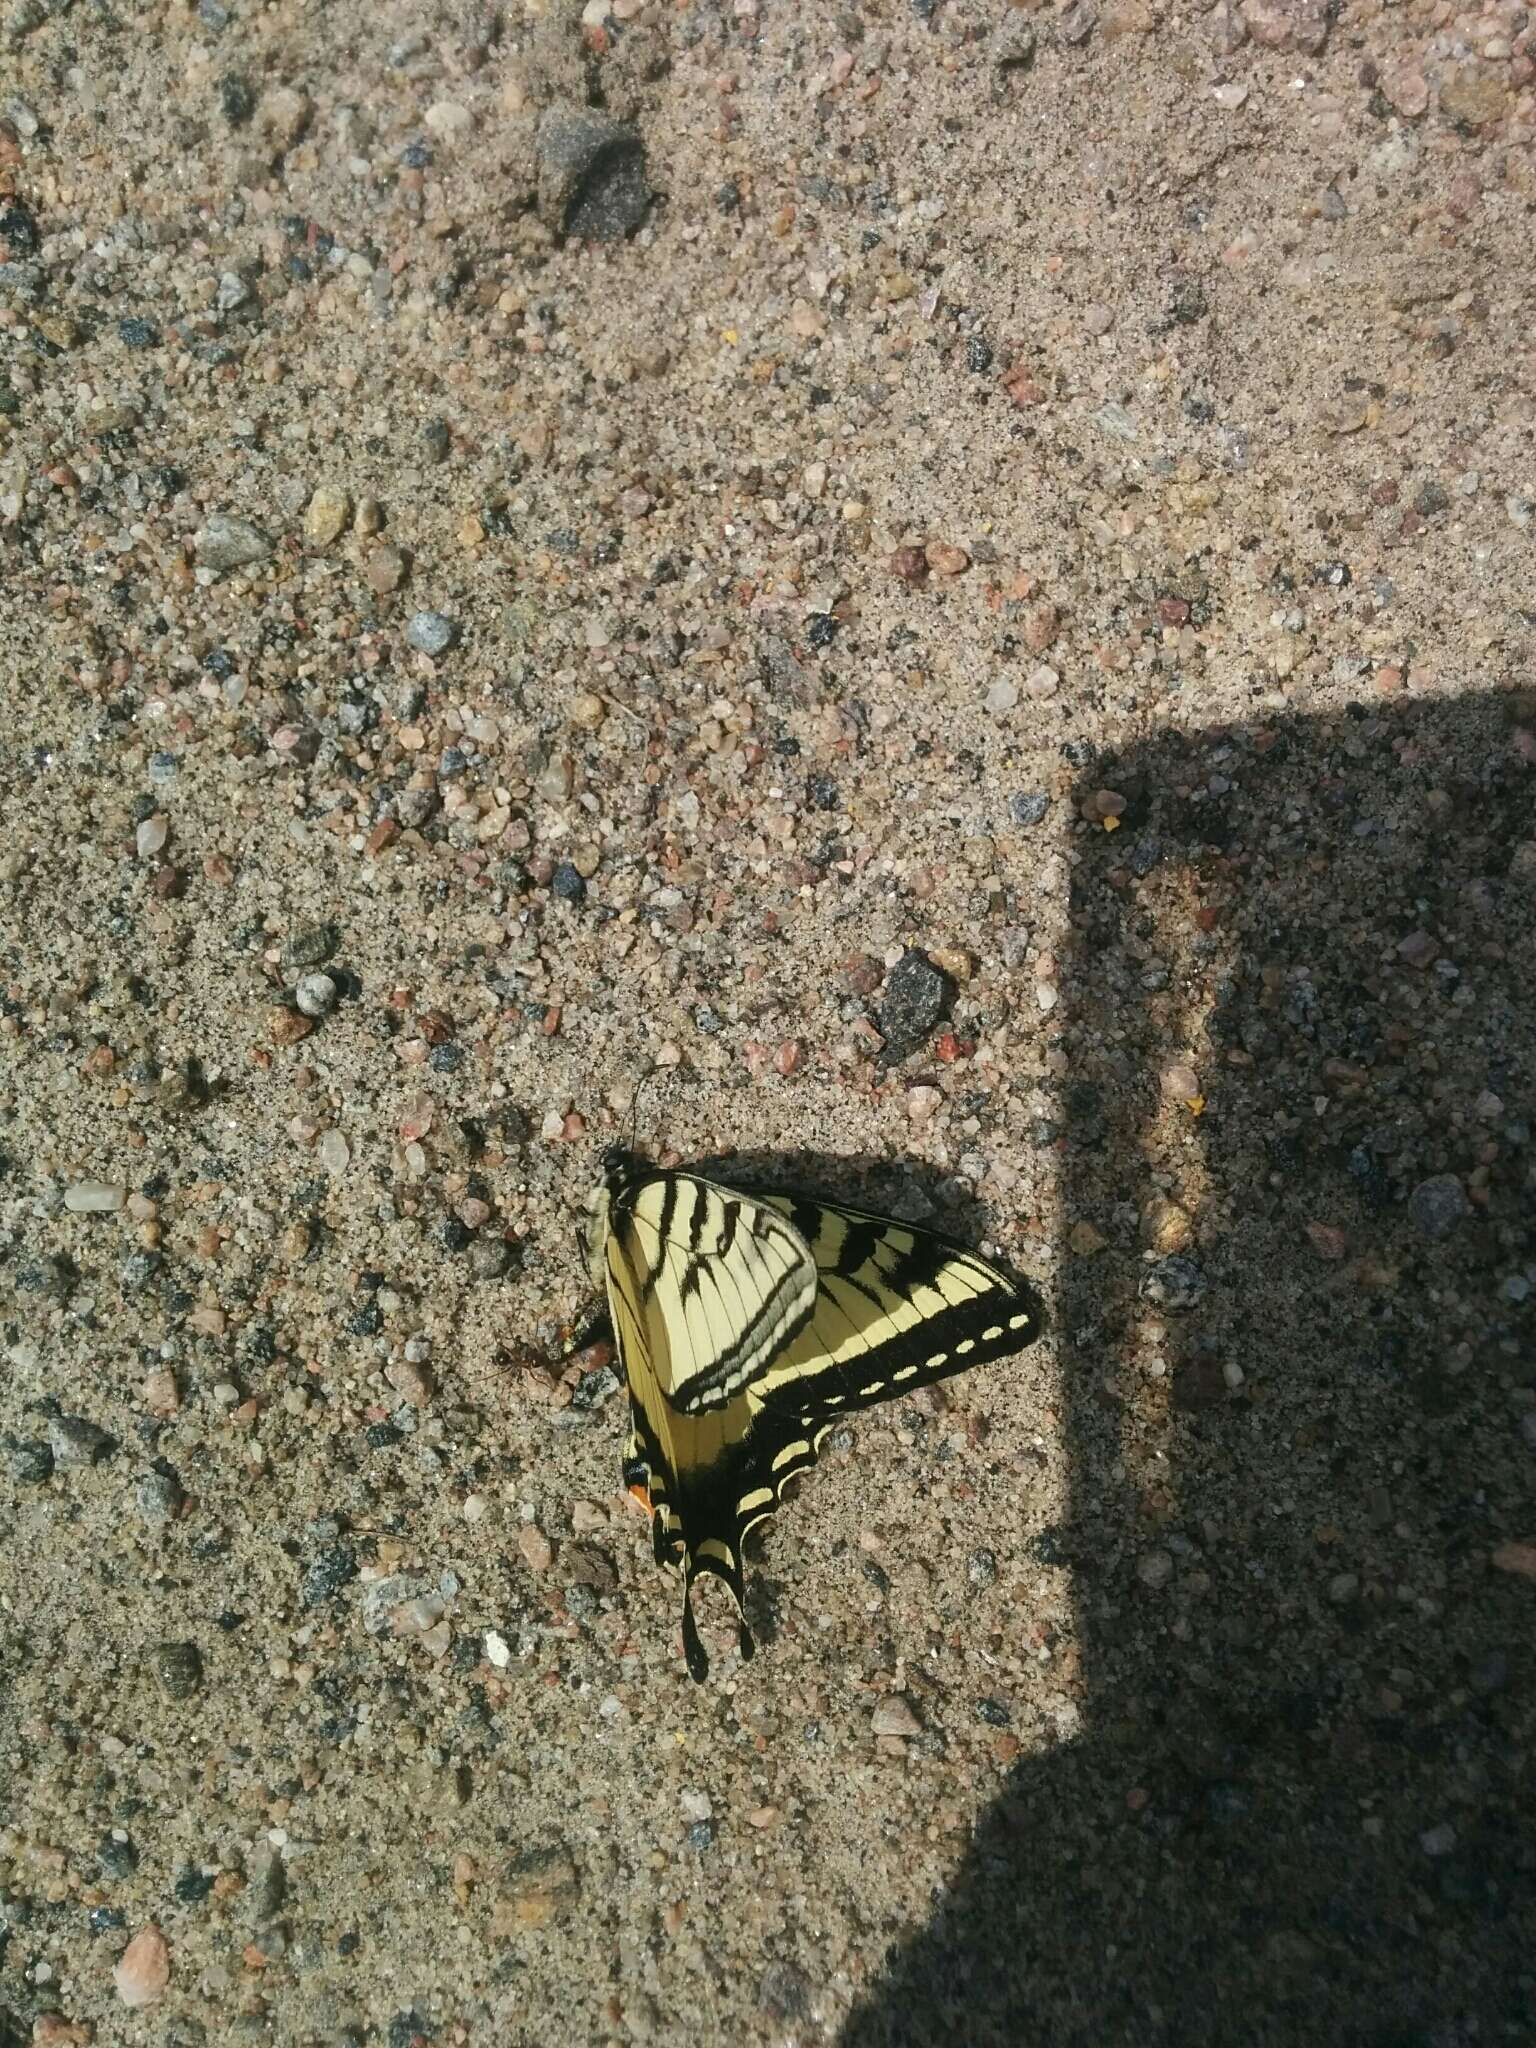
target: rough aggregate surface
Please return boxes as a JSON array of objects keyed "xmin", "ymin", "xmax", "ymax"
[{"xmin": 1, "ymin": 0, "xmax": 1534, "ymax": 2043}]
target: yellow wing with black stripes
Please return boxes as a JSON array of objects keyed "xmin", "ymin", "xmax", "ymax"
[{"xmin": 585, "ymin": 1148, "xmax": 1038, "ymax": 1681}]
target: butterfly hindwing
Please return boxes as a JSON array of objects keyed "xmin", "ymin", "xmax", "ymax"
[{"xmin": 591, "ymin": 1152, "xmax": 1038, "ymax": 1680}]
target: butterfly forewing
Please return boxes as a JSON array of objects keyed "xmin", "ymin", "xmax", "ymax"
[{"xmin": 613, "ymin": 1172, "xmax": 818, "ymax": 1411}]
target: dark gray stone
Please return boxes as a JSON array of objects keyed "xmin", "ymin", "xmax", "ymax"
[
  {"xmin": 536, "ymin": 102, "xmax": 653, "ymax": 242},
  {"xmin": 878, "ymin": 950, "xmax": 954, "ymax": 1063},
  {"xmin": 1408, "ymin": 1174, "xmax": 1469, "ymax": 1240}
]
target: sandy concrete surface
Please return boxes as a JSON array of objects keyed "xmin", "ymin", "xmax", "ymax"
[{"xmin": 1, "ymin": 1, "xmax": 1532, "ymax": 2043}]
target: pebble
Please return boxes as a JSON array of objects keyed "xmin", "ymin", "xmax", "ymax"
[
  {"xmin": 1408, "ymin": 1175, "xmax": 1468, "ymax": 1241},
  {"xmin": 150, "ymin": 1640, "xmax": 203, "ymax": 1700},
  {"xmin": 283, "ymin": 923, "xmax": 339, "ymax": 972},
  {"xmin": 136, "ymin": 1468, "xmax": 185, "ymax": 1523},
  {"xmin": 1023, "ymin": 603, "xmax": 1060, "ymax": 651},
  {"xmin": 48, "ymin": 1414, "xmax": 115, "ymax": 1467},
  {"xmin": 518, "ymin": 1523, "xmax": 554, "ymax": 1572},
  {"xmin": 294, "ymin": 972, "xmax": 338, "ymax": 1017},
  {"xmin": 196, "ymin": 513, "xmax": 273, "ymax": 576},
  {"xmin": 878, "ymin": 950, "xmax": 954, "ymax": 1063},
  {"xmin": 256, "ymin": 84, "xmax": 311, "ymax": 150},
  {"xmin": 406, "ymin": 609, "xmax": 458, "ymax": 656},
  {"xmin": 1419, "ymin": 1823, "xmax": 1457, "ymax": 1858},
  {"xmin": 318, "ymin": 1129, "xmax": 351, "ymax": 1175},
  {"xmin": 7, "ymin": 1438, "xmax": 53, "ymax": 1483},
  {"xmin": 304, "ymin": 484, "xmax": 351, "ymax": 549},
  {"xmin": 985, "ymin": 678, "xmax": 1019, "ymax": 714},
  {"xmin": 64, "ymin": 1180, "xmax": 125, "ymax": 1213},
  {"xmin": 870, "ymin": 1695, "xmax": 922, "ymax": 1738},
  {"xmin": 1139, "ymin": 1255, "xmax": 1207, "ymax": 1310},
  {"xmin": 536, "ymin": 102, "xmax": 652, "ymax": 241},
  {"xmin": 367, "ymin": 544, "xmax": 410, "ymax": 594},
  {"xmin": 966, "ymin": 1547, "xmax": 998, "ymax": 1589},
  {"xmin": 385, "ymin": 1358, "xmax": 431, "ymax": 1408},
  {"xmin": 993, "ymin": 19, "xmax": 1037, "ymax": 69},
  {"xmin": 250, "ymin": 1843, "xmax": 286, "ymax": 1923},
  {"xmin": 135, "ymin": 814, "xmax": 168, "ymax": 858},
  {"xmin": 113, "ymin": 1924, "xmax": 171, "ymax": 2008},
  {"xmin": 759, "ymin": 1962, "xmax": 812, "ymax": 2021},
  {"xmin": 424, "ymin": 100, "xmax": 473, "ymax": 141},
  {"xmin": 1382, "ymin": 64, "xmax": 1429, "ymax": 117},
  {"xmin": 469, "ymin": 1239, "xmax": 516, "ymax": 1281},
  {"xmin": 925, "ymin": 541, "xmax": 970, "ymax": 576},
  {"xmin": 1009, "ymin": 792, "xmax": 1049, "ymax": 827},
  {"xmin": 1137, "ymin": 1548, "xmax": 1174, "ymax": 1589}
]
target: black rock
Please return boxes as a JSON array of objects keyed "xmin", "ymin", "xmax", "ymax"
[
  {"xmin": 878, "ymin": 949, "xmax": 954, "ymax": 1063},
  {"xmin": 1008, "ymin": 791, "xmax": 1048, "ymax": 827},
  {"xmin": 536, "ymin": 103, "xmax": 653, "ymax": 242},
  {"xmin": 302, "ymin": 1544, "xmax": 358, "ymax": 1606},
  {"xmin": 97, "ymin": 1832, "xmax": 139, "ymax": 1880},
  {"xmin": 1139, "ymin": 1254, "xmax": 1208, "ymax": 1311},
  {"xmin": 219, "ymin": 72, "xmax": 256, "ymax": 127},
  {"xmin": 0, "ymin": 200, "xmax": 41, "ymax": 259},
  {"xmin": 570, "ymin": 1365, "xmax": 621, "ymax": 1412},
  {"xmin": 6, "ymin": 1437, "xmax": 54, "ymax": 1484},
  {"xmin": 550, "ymin": 861, "xmax": 586, "ymax": 903},
  {"xmin": 151, "ymin": 1639, "xmax": 204, "ymax": 1700},
  {"xmin": 282, "ymin": 922, "xmax": 339, "ymax": 973}
]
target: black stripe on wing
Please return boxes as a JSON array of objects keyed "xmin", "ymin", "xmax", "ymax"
[
  {"xmin": 621, "ymin": 1390, "xmax": 831, "ymax": 1683},
  {"xmin": 750, "ymin": 1193, "xmax": 1039, "ymax": 1422},
  {"xmin": 615, "ymin": 1172, "xmax": 818, "ymax": 1414}
]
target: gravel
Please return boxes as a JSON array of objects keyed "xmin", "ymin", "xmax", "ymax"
[{"xmin": 0, "ymin": 4, "xmax": 1530, "ymax": 2043}]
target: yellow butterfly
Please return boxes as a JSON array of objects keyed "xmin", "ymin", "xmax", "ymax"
[{"xmin": 583, "ymin": 1148, "xmax": 1038, "ymax": 1679}]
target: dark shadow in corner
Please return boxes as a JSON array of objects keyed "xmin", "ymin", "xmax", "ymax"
[{"xmin": 841, "ymin": 692, "xmax": 1536, "ymax": 2047}]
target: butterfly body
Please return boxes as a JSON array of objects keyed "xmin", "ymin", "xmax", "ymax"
[{"xmin": 585, "ymin": 1148, "xmax": 1038, "ymax": 1679}]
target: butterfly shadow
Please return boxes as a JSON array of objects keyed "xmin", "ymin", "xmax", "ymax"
[{"xmin": 839, "ymin": 690, "xmax": 1535, "ymax": 2047}]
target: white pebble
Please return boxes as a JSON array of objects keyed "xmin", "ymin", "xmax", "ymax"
[
  {"xmin": 485, "ymin": 1629, "xmax": 511, "ymax": 1669},
  {"xmin": 295, "ymin": 972, "xmax": 338, "ymax": 1018},
  {"xmin": 318, "ymin": 1129, "xmax": 351, "ymax": 1175},
  {"xmin": 64, "ymin": 1181, "xmax": 125, "ymax": 1214},
  {"xmin": 135, "ymin": 815, "xmax": 169, "ymax": 858}
]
